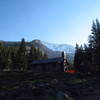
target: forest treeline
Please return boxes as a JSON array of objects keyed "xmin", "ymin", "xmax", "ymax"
[
  {"xmin": 0, "ymin": 38, "xmax": 48, "ymax": 71},
  {"xmin": 74, "ymin": 19, "xmax": 100, "ymax": 74}
]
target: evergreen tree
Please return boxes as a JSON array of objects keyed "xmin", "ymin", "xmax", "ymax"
[
  {"xmin": 5, "ymin": 47, "xmax": 12, "ymax": 70},
  {"xmin": 0, "ymin": 47, "xmax": 9, "ymax": 70},
  {"xmin": 42, "ymin": 53, "xmax": 48, "ymax": 59},
  {"xmin": 83, "ymin": 44, "xmax": 92, "ymax": 72},
  {"xmin": 28, "ymin": 45, "xmax": 36, "ymax": 69},
  {"xmin": 0, "ymin": 39, "xmax": 48, "ymax": 71},
  {"xmin": 17, "ymin": 38, "xmax": 27, "ymax": 71},
  {"xmin": 74, "ymin": 44, "xmax": 85, "ymax": 72},
  {"xmin": 0, "ymin": 42, "xmax": 5, "ymax": 70},
  {"xmin": 74, "ymin": 44, "xmax": 80, "ymax": 71},
  {"xmin": 36, "ymin": 48, "xmax": 43, "ymax": 60},
  {"xmin": 89, "ymin": 19, "xmax": 100, "ymax": 72},
  {"xmin": 10, "ymin": 46, "xmax": 18, "ymax": 70}
]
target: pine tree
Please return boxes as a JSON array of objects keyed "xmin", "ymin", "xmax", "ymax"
[
  {"xmin": 83, "ymin": 44, "xmax": 92, "ymax": 72},
  {"xmin": 0, "ymin": 42, "xmax": 4, "ymax": 70},
  {"xmin": 89, "ymin": 19, "xmax": 100, "ymax": 72},
  {"xmin": 0, "ymin": 47, "xmax": 9, "ymax": 71},
  {"xmin": 5, "ymin": 47, "xmax": 12, "ymax": 70},
  {"xmin": 74, "ymin": 43, "xmax": 80, "ymax": 71},
  {"xmin": 36, "ymin": 48, "xmax": 43, "ymax": 60},
  {"xmin": 42, "ymin": 53, "xmax": 48, "ymax": 59},
  {"xmin": 10, "ymin": 46, "xmax": 18, "ymax": 70},
  {"xmin": 28, "ymin": 45, "xmax": 36, "ymax": 69},
  {"xmin": 74, "ymin": 44, "xmax": 85, "ymax": 72},
  {"xmin": 17, "ymin": 38, "xmax": 27, "ymax": 71}
]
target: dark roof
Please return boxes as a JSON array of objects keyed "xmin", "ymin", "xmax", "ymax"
[{"xmin": 32, "ymin": 57, "xmax": 63, "ymax": 64}]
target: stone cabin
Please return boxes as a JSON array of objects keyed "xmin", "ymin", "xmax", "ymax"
[{"xmin": 31, "ymin": 52, "xmax": 69, "ymax": 73}]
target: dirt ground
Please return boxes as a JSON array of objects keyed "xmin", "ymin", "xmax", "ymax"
[{"xmin": 0, "ymin": 72, "xmax": 100, "ymax": 100}]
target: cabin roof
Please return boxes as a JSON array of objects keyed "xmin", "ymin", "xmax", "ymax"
[{"xmin": 32, "ymin": 57, "xmax": 63, "ymax": 64}]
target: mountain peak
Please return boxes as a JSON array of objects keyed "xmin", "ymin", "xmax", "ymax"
[
  {"xmin": 41, "ymin": 41, "xmax": 75, "ymax": 53},
  {"xmin": 32, "ymin": 39, "xmax": 41, "ymax": 43}
]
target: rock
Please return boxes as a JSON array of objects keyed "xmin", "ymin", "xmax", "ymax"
[{"xmin": 56, "ymin": 91, "xmax": 69, "ymax": 100}]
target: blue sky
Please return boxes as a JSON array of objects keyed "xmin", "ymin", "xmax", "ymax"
[{"xmin": 0, "ymin": 0, "xmax": 100, "ymax": 46}]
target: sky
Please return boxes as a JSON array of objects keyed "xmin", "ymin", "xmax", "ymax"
[{"xmin": 0, "ymin": 0, "xmax": 100, "ymax": 46}]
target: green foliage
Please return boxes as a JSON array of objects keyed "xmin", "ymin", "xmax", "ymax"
[
  {"xmin": 16, "ymin": 38, "xmax": 27, "ymax": 71},
  {"xmin": 70, "ymin": 79, "xmax": 87, "ymax": 84},
  {"xmin": 89, "ymin": 19, "xmax": 100, "ymax": 72},
  {"xmin": 0, "ymin": 38, "xmax": 48, "ymax": 71},
  {"xmin": 74, "ymin": 19, "xmax": 100, "ymax": 73},
  {"xmin": 74, "ymin": 44, "xmax": 85, "ymax": 72},
  {"xmin": 28, "ymin": 45, "xmax": 48, "ymax": 69},
  {"xmin": 28, "ymin": 45, "xmax": 36, "ymax": 69},
  {"xmin": 42, "ymin": 53, "xmax": 48, "ymax": 59}
]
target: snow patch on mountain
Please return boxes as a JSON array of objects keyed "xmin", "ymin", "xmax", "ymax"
[{"xmin": 42, "ymin": 41, "xmax": 75, "ymax": 53}]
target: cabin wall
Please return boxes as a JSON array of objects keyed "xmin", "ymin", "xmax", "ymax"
[
  {"xmin": 32, "ymin": 64, "xmax": 42, "ymax": 73},
  {"xmin": 31, "ymin": 61, "xmax": 64, "ymax": 73}
]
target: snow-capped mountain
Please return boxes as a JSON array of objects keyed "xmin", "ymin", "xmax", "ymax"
[{"xmin": 42, "ymin": 41, "xmax": 75, "ymax": 53}]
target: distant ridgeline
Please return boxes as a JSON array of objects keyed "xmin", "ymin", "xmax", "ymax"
[
  {"xmin": 0, "ymin": 39, "xmax": 69, "ymax": 72},
  {"xmin": 0, "ymin": 39, "xmax": 75, "ymax": 63}
]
